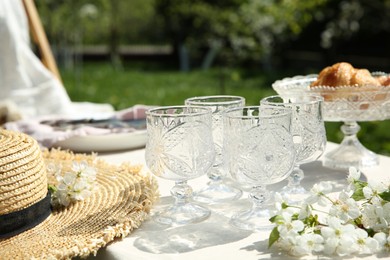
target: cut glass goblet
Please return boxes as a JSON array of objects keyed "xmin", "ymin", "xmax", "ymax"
[
  {"xmin": 260, "ymin": 95, "xmax": 326, "ymax": 203},
  {"xmin": 185, "ymin": 95, "xmax": 245, "ymax": 203},
  {"xmin": 145, "ymin": 105, "xmax": 215, "ymax": 225},
  {"xmin": 223, "ymin": 106, "xmax": 295, "ymax": 231}
]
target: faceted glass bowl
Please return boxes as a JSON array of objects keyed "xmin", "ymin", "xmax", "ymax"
[
  {"xmin": 272, "ymin": 74, "xmax": 390, "ymax": 122},
  {"xmin": 272, "ymin": 73, "xmax": 390, "ymax": 170}
]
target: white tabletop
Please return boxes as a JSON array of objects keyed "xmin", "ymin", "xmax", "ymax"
[{"xmin": 88, "ymin": 143, "xmax": 390, "ymax": 260}]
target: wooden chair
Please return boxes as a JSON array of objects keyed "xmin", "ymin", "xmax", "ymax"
[{"xmin": 22, "ymin": 0, "xmax": 62, "ymax": 83}]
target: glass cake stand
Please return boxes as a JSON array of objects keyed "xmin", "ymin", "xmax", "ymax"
[{"xmin": 272, "ymin": 74, "xmax": 390, "ymax": 170}]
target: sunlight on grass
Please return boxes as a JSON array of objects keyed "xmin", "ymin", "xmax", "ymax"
[{"xmin": 62, "ymin": 62, "xmax": 277, "ymax": 108}]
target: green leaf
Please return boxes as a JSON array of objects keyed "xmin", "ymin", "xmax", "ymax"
[
  {"xmin": 48, "ymin": 184, "xmax": 57, "ymax": 193},
  {"xmin": 291, "ymin": 213, "xmax": 299, "ymax": 221},
  {"xmin": 305, "ymin": 214, "xmax": 319, "ymax": 227},
  {"xmin": 351, "ymin": 181, "xmax": 368, "ymax": 201},
  {"xmin": 269, "ymin": 215, "xmax": 284, "ymax": 224},
  {"xmin": 366, "ymin": 228, "xmax": 375, "ymax": 237},
  {"xmin": 268, "ymin": 227, "xmax": 280, "ymax": 248},
  {"xmin": 379, "ymin": 190, "xmax": 390, "ymax": 202},
  {"xmin": 269, "ymin": 215, "xmax": 277, "ymax": 223}
]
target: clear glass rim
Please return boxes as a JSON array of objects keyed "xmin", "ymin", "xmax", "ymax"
[
  {"xmin": 146, "ymin": 105, "xmax": 212, "ymax": 117},
  {"xmin": 223, "ymin": 105, "xmax": 292, "ymax": 119},
  {"xmin": 260, "ymin": 94, "xmax": 324, "ymax": 106},
  {"xmin": 185, "ymin": 95, "xmax": 245, "ymax": 105}
]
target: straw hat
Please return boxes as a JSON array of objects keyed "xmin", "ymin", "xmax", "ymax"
[{"xmin": 0, "ymin": 129, "xmax": 158, "ymax": 259}]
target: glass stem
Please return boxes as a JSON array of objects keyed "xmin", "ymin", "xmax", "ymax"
[
  {"xmin": 341, "ymin": 121, "xmax": 360, "ymax": 142},
  {"xmin": 170, "ymin": 181, "xmax": 193, "ymax": 205},
  {"xmin": 249, "ymin": 185, "xmax": 268, "ymax": 210},
  {"xmin": 207, "ymin": 165, "xmax": 223, "ymax": 182},
  {"xmin": 287, "ymin": 165, "xmax": 304, "ymax": 188}
]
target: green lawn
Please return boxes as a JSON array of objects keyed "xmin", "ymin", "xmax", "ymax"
[
  {"xmin": 61, "ymin": 61, "xmax": 278, "ymax": 108},
  {"xmin": 61, "ymin": 61, "xmax": 390, "ymax": 156}
]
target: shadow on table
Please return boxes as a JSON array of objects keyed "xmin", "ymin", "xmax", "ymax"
[
  {"xmin": 270, "ymin": 160, "xmax": 368, "ymax": 194},
  {"xmin": 133, "ymin": 160, "xmax": 370, "ymax": 256},
  {"xmin": 133, "ymin": 196, "xmax": 252, "ymax": 254}
]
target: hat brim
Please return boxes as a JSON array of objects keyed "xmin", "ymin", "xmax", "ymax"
[{"xmin": 0, "ymin": 149, "xmax": 159, "ymax": 259}]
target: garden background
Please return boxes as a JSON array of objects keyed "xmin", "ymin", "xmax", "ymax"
[{"xmin": 35, "ymin": 0, "xmax": 390, "ymax": 155}]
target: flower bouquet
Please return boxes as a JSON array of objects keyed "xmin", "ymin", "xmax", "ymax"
[{"xmin": 269, "ymin": 167, "xmax": 390, "ymax": 257}]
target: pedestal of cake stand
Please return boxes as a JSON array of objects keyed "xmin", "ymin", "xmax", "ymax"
[{"xmin": 323, "ymin": 121, "xmax": 379, "ymax": 170}]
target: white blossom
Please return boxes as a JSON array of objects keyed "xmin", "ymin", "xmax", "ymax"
[
  {"xmin": 329, "ymin": 191, "xmax": 360, "ymax": 222},
  {"xmin": 361, "ymin": 203, "xmax": 390, "ymax": 232},
  {"xmin": 269, "ymin": 172, "xmax": 390, "ymax": 258},
  {"xmin": 274, "ymin": 192, "xmax": 286, "ymax": 214},
  {"xmin": 277, "ymin": 212, "xmax": 304, "ymax": 236},
  {"xmin": 50, "ymin": 161, "xmax": 97, "ymax": 207},
  {"xmin": 321, "ymin": 217, "xmax": 357, "ymax": 256},
  {"xmin": 347, "ymin": 167, "xmax": 361, "ymax": 183},
  {"xmin": 296, "ymin": 233, "xmax": 324, "ymax": 254},
  {"xmin": 351, "ymin": 228, "xmax": 380, "ymax": 254},
  {"xmin": 277, "ymin": 233, "xmax": 304, "ymax": 256},
  {"xmin": 363, "ymin": 179, "xmax": 387, "ymax": 200},
  {"xmin": 373, "ymin": 232, "xmax": 390, "ymax": 250},
  {"xmin": 298, "ymin": 203, "xmax": 312, "ymax": 220},
  {"xmin": 305, "ymin": 181, "xmax": 333, "ymax": 206}
]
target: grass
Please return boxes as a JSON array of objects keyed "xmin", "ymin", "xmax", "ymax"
[
  {"xmin": 61, "ymin": 61, "xmax": 390, "ymax": 156},
  {"xmin": 61, "ymin": 61, "xmax": 278, "ymax": 108}
]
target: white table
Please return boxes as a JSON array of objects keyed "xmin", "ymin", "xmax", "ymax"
[{"xmin": 89, "ymin": 142, "xmax": 390, "ymax": 260}]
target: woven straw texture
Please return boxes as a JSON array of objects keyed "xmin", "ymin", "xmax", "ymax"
[
  {"xmin": 0, "ymin": 130, "xmax": 47, "ymax": 215},
  {"xmin": 0, "ymin": 146, "xmax": 159, "ymax": 259}
]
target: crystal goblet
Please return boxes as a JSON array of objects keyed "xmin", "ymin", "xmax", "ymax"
[
  {"xmin": 184, "ymin": 95, "xmax": 245, "ymax": 203},
  {"xmin": 145, "ymin": 106, "xmax": 215, "ymax": 225},
  {"xmin": 223, "ymin": 106, "xmax": 295, "ymax": 231},
  {"xmin": 260, "ymin": 95, "xmax": 326, "ymax": 203}
]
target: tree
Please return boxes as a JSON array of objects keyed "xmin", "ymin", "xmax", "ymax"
[
  {"xmin": 36, "ymin": 0, "xmax": 158, "ymax": 69},
  {"xmin": 154, "ymin": 0, "xmax": 330, "ymax": 70}
]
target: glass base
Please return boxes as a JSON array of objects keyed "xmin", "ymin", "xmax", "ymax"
[
  {"xmin": 193, "ymin": 181, "xmax": 242, "ymax": 204},
  {"xmin": 280, "ymin": 165, "xmax": 309, "ymax": 204},
  {"xmin": 153, "ymin": 202, "xmax": 211, "ymax": 226},
  {"xmin": 280, "ymin": 186, "xmax": 309, "ymax": 205},
  {"xmin": 230, "ymin": 207, "xmax": 274, "ymax": 231},
  {"xmin": 323, "ymin": 121, "xmax": 379, "ymax": 170},
  {"xmin": 323, "ymin": 137, "xmax": 379, "ymax": 170}
]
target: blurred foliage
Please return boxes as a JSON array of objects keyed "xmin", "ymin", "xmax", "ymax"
[
  {"xmin": 154, "ymin": 0, "xmax": 330, "ymax": 65},
  {"xmin": 319, "ymin": 0, "xmax": 390, "ymax": 49},
  {"xmin": 35, "ymin": 0, "xmax": 390, "ymax": 69},
  {"xmin": 36, "ymin": 0, "xmax": 159, "ymax": 45}
]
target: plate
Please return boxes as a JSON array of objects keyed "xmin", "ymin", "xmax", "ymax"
[{"xmin": 53, "ymin": 130, "xmax": 148, "ymax": 153}]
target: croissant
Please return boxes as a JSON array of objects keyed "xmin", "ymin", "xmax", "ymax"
[
  {"xmin": 310, "ymin": 62, "xmax": 381, "ymax": 87},
  {"xmin": 377, "ymin": 75, "xmax": 390, "ymax": 86}
]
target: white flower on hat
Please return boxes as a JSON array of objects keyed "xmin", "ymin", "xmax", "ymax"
[{"xmin": 50, "ymin": 161, "xmax": 97, "ymax": 207}]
